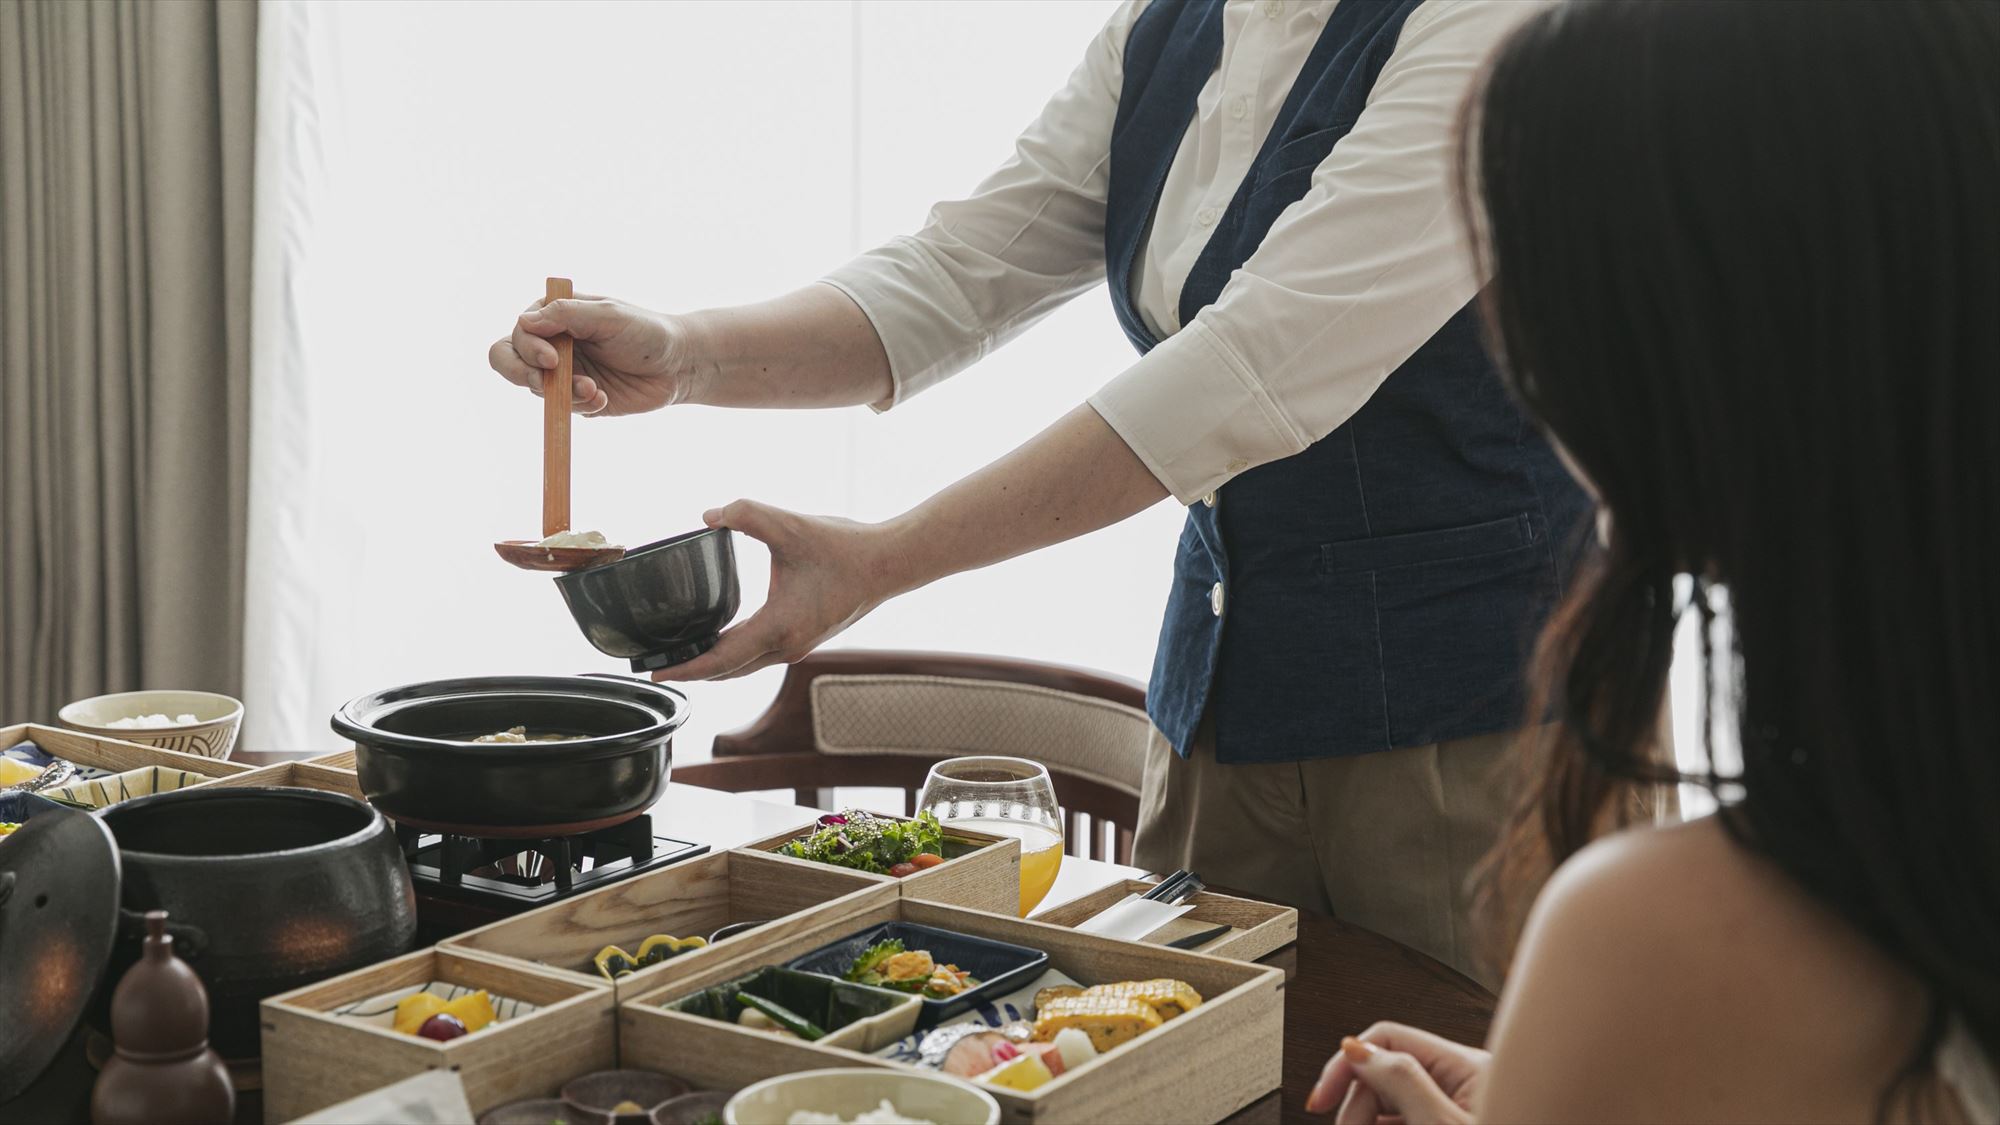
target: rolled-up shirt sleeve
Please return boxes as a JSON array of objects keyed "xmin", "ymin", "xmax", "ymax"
[
  {"xmin": 1088, "ymin": 0, "xmax": 1532, "ymax": 505},
  {"xmin": 822, "ymin": 3, "xmax": 1145, "ymax": 411}
]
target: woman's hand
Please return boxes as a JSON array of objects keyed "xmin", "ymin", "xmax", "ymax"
[
  {"xmin": 487, "ymin": 293, "xmax": 709, "ymax": 416},
  {"xmin": 648, "ymin": 500, "xmax": 915, "ymax": 682},
  {"xmin": 1307, "ymin": 1024, "xmax": 1489, "ymax": 1124}
]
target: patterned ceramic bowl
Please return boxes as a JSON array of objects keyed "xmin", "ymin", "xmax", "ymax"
[{"xmin": 58, "ymin": 690, "xmax": 244, "ymax": 760}]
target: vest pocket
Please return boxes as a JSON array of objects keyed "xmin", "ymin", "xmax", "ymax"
[
  {"xmin": 1371, "ymin": 534, "xmax": 1558, "ymax": 746},
  {"xmin": 1318, "ymin": 514, "xmax": 1534, "ymax": 575}
]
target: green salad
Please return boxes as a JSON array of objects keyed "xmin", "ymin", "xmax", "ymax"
[{"xmin": 777, "ymin": 809, "xmax": 946, "ymax": 876}]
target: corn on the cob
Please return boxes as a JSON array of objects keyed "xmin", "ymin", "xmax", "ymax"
[
  {"xmin": 1082, "ymin": 978, "xmax": 1204, "ymax": 1020},
  {"xmin": 1032, "ymin": 994, "xmax": 1162, "ymax": 1052}
]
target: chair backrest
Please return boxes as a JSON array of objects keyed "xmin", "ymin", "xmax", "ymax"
[
  {"xmin": 678, "ymin": 650, "xmax": 1151, "ymax": 863},
  {"xmin": 808, "ymin": 673, "xmax": 1147, "ymax": 795}
]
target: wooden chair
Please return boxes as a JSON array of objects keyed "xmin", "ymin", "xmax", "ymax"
[{"xmin": 676, "ymin": 650, "xmax": 1152, "ymax": 864}]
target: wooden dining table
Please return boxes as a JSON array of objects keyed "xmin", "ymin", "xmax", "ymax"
[{"xmin": 6, "ymin": 751, "xmax": 1497, "ymax": 1124}]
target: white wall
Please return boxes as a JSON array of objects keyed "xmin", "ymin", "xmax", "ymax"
[{"xmin": 246, "ymin": 0, "xmax": 1166, "ymax": 759}]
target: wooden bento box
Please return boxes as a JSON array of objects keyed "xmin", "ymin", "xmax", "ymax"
[
  {"xmin": 620, "ymin": 897, "xmax": 1285, "ymax": 1124},
  {"xmin": 1034, "ymin": 881, "xmax": 1299, "ymax": 963},
  {"xmin": 0, "ymin": 722, "xmax": 251, "ymax": 806},
  {"xmin": 440, "ymin": 848, "xmax": 901, "ymax": 1001},
  {"xmin": 204, "ymin": 758, "xmax": 363, "ymax": 798},
  {"xmin": 260, "ymin": 946, "xmax": 615, "ymax": 1122},
  {"xmin": 742, "ymin": 814, "xmax": 1024, "ymax": 916}
]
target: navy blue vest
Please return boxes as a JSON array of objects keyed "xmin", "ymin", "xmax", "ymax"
[{"xmin": 1110, "ymin": 0, "xmax": 1592, "ymax": 764}]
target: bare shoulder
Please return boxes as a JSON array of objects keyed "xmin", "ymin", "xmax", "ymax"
[{"xmin": 1479, "ymin": 817, "xmax": 1931, "ymax": 1123}]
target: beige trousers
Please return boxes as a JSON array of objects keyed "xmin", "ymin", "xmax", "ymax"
[{"xmin": 1133, "ymin": 721, "xmax": 1520, "ymax": 989}]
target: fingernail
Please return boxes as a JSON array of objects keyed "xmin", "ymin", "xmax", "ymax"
[
  {"xmin": 702, "ymin": 509, "xmax": 722, "ymax": 526},
  {"xmin": 521, "ymin": 309, "xmax": 543, "ymax": 322},
  {"xmin": 1341, "ymin": 1036, "xmax": 1374, "ymax": 1064}
]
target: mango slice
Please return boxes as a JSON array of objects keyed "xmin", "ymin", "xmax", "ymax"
[
  {"xmin": 442, "ymin": 989, "xmax": 496, "ymax": 1033},
  {"xmin": 393, "ymin": 992, "xmax": 448, "ymax": 1035}
]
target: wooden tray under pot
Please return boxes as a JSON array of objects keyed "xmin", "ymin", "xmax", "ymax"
[
  {"xmin": 741, "ymin": 813, "xmax": 1023, "ymax": 916},
  {"xmin": 439, "ymin": 848, "xmax": 900, "ymax": 1001},
  {"xmin": 260, "ymin": 946, "xmax": 614, "ymax": 1122},
  {"xmin": 1031, "ymin": 881, "xmax": 1299, "ymax": 963},
  {"xmin": 620, "ymin": 897, "xmax": 1285, "ymax": 1124},
  {"xmin": 305, "ymin": 748, "xmax": 357, "ymax": 771}
]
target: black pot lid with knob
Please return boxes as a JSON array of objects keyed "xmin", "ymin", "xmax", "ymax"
[{"xmin": 0, "ymin": 802, "xmax": 121, "ymax": 1101}]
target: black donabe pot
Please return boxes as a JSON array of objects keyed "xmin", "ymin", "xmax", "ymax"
[
  {"xmin": 95, "ymin": 787, "xmax": 418, "ymax": 1059},
  {"xmin": 330, "ymin": 674, "xmax": 687, "ymax": 837}
]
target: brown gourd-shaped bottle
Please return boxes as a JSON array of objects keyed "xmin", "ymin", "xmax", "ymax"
[{"xmin": 91, "ymin": 910, "xmax": 235, "ymax": 1125}]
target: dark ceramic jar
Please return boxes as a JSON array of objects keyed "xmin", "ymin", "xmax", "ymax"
[{"xmin": 96, "ymin": 787, "xmax": 417, "ymax": 1059}]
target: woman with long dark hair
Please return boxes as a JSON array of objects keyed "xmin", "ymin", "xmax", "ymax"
[{"xmin": 1309, "ymin": 1, "xmax": 2000, "ymax": 1120}]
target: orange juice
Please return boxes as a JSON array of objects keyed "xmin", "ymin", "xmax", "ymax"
[{"xmin": 951, "ymin": 818, "xmax": 1064, "ymax": 914}]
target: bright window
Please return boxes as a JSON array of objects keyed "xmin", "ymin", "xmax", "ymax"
[{"xmin": 245, "ymin": 0, "xmax": 1161, "ymax": 758}]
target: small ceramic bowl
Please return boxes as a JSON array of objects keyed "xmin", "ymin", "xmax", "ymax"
[
  {"xmin": 724, "ymin": 1068, "xmax": 1000, "ymax": 1125},
  {"xmin": 562, "ymin": 1070, "xmax": 693, "ymax": 1123},
  {"xmin": 58, "ymin": 690, "xmax": 243, "ymax": 760},
  {"xmin": 651, "ymin": 1090, "xmax": 733, "ymax": 1125},
  {"xmin": 554, "ymin": 528, "xmax": 739, "ymax": 673},
  {"xmin": 478, "ymin": 1098, "xmax": 612, "ymax": 1125}
]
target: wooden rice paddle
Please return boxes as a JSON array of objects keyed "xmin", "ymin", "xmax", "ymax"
[{"xmin": 493, "ymin": 276, "xmax": 626, "ymax": 572}]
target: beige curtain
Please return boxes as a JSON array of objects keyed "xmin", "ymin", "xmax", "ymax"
[{"xmin": 0, "ymin": 0, "xmax": 255, "ymax": 723}]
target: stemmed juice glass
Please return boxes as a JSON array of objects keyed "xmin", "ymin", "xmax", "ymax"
[{"xmin": 916, "ymin": 756, "xmax": 1064, "ymax": 916}]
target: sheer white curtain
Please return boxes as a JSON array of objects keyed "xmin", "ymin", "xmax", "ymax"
[{"xmin": 244, "ymin": 0, "xmax": 1160, "ymax": 758}]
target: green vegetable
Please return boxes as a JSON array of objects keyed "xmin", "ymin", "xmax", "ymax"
[
  {"xmin": 735, "ymin": 991, "xmax": 826, "ymax": 1040},
  {"xmin": 777, "ymin": 810, "xmax": 946, "ymax": 875},
  {"xmin": 843, "ymin": 938, "xmax": 906, "ymax": 984}
]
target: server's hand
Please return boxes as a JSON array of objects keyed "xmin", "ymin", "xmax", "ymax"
[
  {"xmin": 647, "ymin": 500, "xmax": 912, "ymax": 682},
  {"xmin": 489, "ymin": 293, "xmax": 698, "ymax": 417}
]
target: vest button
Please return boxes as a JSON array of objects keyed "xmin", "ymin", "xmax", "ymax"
[
  {"xmin": 1210, "ymin": 581, "xmax": 1226, "ymax": 616},
  {"xmin": 1201, "ymin": 491, "xmax": 1217, "ymax": 508}
]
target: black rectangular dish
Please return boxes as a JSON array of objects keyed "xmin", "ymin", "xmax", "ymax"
[
  {"xmin": 665, "ymin": 965, "xmax": 920, "ymax": 1051},
  {"xmin": 783, "ymin": 921, "xmax": 1051, "ymax": 1029}
]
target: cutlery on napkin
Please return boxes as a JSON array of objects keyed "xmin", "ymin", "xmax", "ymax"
[{"xmin": 1074, "ymin": 869, "xmax": 1207, "ymax": 941}]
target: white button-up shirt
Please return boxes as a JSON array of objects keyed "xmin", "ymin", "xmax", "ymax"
[{"xmin": 821, "ymin": 0, "xmax": 1544, "ymax": 505}]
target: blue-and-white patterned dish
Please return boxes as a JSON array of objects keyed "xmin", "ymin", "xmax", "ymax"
[{"xmin": 876, "ymin": 967, "xmax": 1080, "ymax": 1065}]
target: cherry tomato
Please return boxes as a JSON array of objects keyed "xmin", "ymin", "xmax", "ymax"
[
  {"xmin": 888, "ymin": 862, "xmax": 919, "ymax": 878},
  {"xmin": 911, "ymin": 853, "xmax": 945, "ymax": 869}
]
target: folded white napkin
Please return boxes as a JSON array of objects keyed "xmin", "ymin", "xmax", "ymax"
[{"xmin": 1073, "ymin": 892, "xmax": 1195, "ymax": 941}]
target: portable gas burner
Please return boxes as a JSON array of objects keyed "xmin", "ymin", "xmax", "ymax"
[{"xmin": 395, "ymin": 813, "xmax": 707, "ymax": 943}]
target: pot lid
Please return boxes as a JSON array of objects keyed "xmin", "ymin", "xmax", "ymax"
[{"xmin": 0, "ymin": 801, "xmax": 121, "ymax": 1101}]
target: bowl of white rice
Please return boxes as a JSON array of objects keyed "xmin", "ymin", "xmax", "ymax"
[
  {"xmin": 59, "ymin": 689, "xmax": 244, "ymax": 760},
  {"xmin": 724, "ymin": 1068, "xmax": 999, "ymax": 1125}
]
